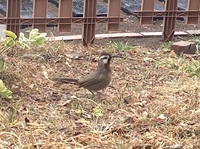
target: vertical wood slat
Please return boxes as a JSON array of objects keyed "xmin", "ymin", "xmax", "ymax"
[
  {"xmin": 58, "ymin": 0, "xmax": 72, "ymax": 32},
  {"xmin": 82, "ymin": 0, "xmax": 97, "ymax": 46},
  {"xmin": 163, "ymin": 0, "xmax": 178, "ymax": 42},
  {"xmin": 33, "ymin": 0, "xmax": 47, "ymax": 32},
  {"xmin": 6, "ymin": 0, "xmax": 21, "ymax": 37},
  {"xmin": 140, "ymin": 0, "xmax": 155, "ymax": 24},
  {"xmin": 107, "ymin": 0, "xmax": 121, "ymax": 32},
  {"xmin": 186, "ymin": 0, "xmax": 200, "ymax": 24}
]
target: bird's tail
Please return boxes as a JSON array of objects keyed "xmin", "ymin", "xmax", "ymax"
[{"xmin": 49, "ymin": 77, "xmax": 78, "ymax": 84}]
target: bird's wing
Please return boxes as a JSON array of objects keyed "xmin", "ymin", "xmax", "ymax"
[{"xmin": 78, "ymin": 71, "xmax": 102, "ymax": 88}]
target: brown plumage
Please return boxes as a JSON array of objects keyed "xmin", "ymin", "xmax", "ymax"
[{"xmin": 50, "ymin": 51, "xmax": 112, "ymax": 94}]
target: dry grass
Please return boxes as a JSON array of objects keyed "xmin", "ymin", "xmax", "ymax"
[{"xmin": 0, "ymin": 40, "xmax": 200, "ymax": 149}]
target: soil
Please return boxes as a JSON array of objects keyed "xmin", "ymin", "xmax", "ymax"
[
  {"xmin": 1, "ymin": 1, "xmax": 200, "ymax": 148},
  {"xmin": 1, "ymin": 41, "xmax": 200, "ymax": 148}
]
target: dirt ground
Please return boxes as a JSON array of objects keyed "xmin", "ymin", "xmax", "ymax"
[
  {"xmin": 0, "ymin": 38, "xmax": 200, "ymax": 148},
  {"xmin": 0, "ymin": 1, "xmax": 200, "ymax": 148},
  {"xmin": 1, "ymin": 0, "xmax": 200, "ymax": 48}
]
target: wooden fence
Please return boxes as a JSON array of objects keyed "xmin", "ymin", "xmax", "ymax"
[{"xmin": 0, "ymin": 0, "xmax": 200, "ymax": 46}]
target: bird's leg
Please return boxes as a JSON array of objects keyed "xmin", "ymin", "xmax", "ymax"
[{"xmin": 89, "ymin": 90, "xmax": 95, "ymax": 95}]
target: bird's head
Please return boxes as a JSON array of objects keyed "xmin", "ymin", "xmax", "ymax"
[{"xmin": 98, "ymin": 51, "xmax": 112, "ymax": 67}]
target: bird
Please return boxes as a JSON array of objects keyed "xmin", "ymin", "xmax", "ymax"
[{"xmin": 50, "ymin": 51, "xmax": 112, "ymax": 94}]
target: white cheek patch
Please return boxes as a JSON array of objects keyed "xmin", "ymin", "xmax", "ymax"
[{"xmin": 102, "ymin": 58, "xmax": 108, "ymax": 64}]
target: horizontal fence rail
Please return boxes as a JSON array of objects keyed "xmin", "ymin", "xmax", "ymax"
[
  {"xmin": 135, "ymin": 0, "xmax": 200, "ymax": 41},
  {"xmin": 0, "ymin": 0, "xmax": 200, "ymax": 45}
]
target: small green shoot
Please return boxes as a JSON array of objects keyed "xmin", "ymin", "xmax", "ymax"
[
  {"xmin": 0, "ymin": 58, "xmax": 4, "ymax": 72},
  {"xmin": 190, "ymin": 35, "xmax": 200, "ymax": 50},
  {"xmin": 93, "ymin": 106, "xmax": 103, "ymax": 117},
  {"xmin": 112, "ymin": 41, "xmax": 133, "ymax": 51},
  {"xmin": 74, "ymin": 109, "xmax": 82, "ymax": 116},
  {"xmin": 160, "ymin": 41, "xmax": 173, "ymax": 49},
  {"xmin": 7, "ymin": 107, "xmax": 18, "ymax": 123}
]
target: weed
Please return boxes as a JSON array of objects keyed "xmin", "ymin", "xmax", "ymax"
[
  {"xmin": 111, "ymin": 41, "xmax": 133, "ymax": 51},
  {"xmin": 160, "ymin": 41, "xmax": 173, "ymax": 49},
  {"xmin": 189, "ymin": 35, "xmax": 200, "ymax": 50},
  {"xmin": 156, "ymin": 56, "xmax": 200, "ymax": 77},
  {"xmin": 7, "ymin": 107, "xmax": 18, "ymax": 124}
]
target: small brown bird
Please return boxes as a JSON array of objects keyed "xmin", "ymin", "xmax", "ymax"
[{"xmin": 50, "ymin": 51, "xmax": 112, "ymax": 94}]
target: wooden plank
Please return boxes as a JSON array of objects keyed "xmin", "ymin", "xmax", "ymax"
[
  {"xmin": 47, "ymin": 30, "xmax": 200, "ymax": 41},
  {"xmin": 95, "ymin": 33, "xmax": 143, "ymax": 39},
  {"xmin": 141, "ymin": 32, "xmax": 162, "ymax": 36},
  {"xmin": 186, "ymin": 30, "xmax": 200, "ymax": 34}
]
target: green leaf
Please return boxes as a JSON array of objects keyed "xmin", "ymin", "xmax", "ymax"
[
  {"xmin": 1, "ymin": 37, "xmax": 16, "ymax": 47},
  {"xmin": 19, "ymin": 32, "xmax": 29, "ymax": 42},
  {"xmin": 0, "ymin": 80, "xmax": 12, "ymax": 99},
  {"xmin": 19, "ymin": 33, "xmax": 30, "ymax": 49},
  {"xmin": 3, "ymin": 30, "xmax": 17, "ymax": 40},
  {"xmin": 18, "ymin": 29, "xmax": 47, "ymax": 48},
  {"xmin": 28, "ymin": 28, "xmax": 47, "ymax": 45},
  {"xmin": 29, "ymin": 28, "xmax": 40, "ymax": 40},
  {"xmin": 32, "ymin": 34, "xmax": 47, "ymax": 45}
]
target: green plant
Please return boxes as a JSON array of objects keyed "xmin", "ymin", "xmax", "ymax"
[
  {"xmin": 7, "ymin": 107, "xmax": 18, "ymax": 123},
  {"xmin": 0, "ymin": 29, "xmax": 47, "ymax": 99},
  {"xmin": 0, "ymin": 30, "xmax": 17, "ymax": 55},
  {"xmin": 0, "ymin": 58, "xmax": 12, "ymax": 99},
  {"xmin": 156, "ymin": 56, "xmax": 200, "ymax": 77},
  {"xmin": 184, "ymin": 60, "xmax": 200, "ymax": 77},
  {"xmin": 93, "ymin": 106, "xmax": 103, "ymax": 117},
  {"xmin": 19, "ymin": 28, "xmax": 47, "ymax": 49},
  {"xmin": 1, "ymin": 28, "xmax": 47, "ymax": 50},
  {"xmin": 189, "ymin": 35, "xmax": 200, "ymax": 50},
  {"xmin": 160, "ymin": 41, "xmax": 173, "ymax": 49},
  {"xmin": 0, "ymin": 79, "xmax": 12, "ymax": 99},
  {"xmin": 111, "ymin": 41, "xmax": 133, "ymax": 51}
]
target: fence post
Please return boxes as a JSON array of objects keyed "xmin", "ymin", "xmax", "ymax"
[
  {"xmin": 6, "ymin": 0, "xmax": 21, "ymax": 37},
  {"xmin": 107, "ymin": 0, "xmax": 121, "ymax": 32},
  {"xmin": 33, "ymin": 0, "xmax": 48, "ymax": 32},
  {"xmin": 58, "ymin": 0, "xmax": 72, "ymax": 32},
  {"xmin": 186, "ymin": 0, "xmax": 200, "ymax": 24},
  {"xmin": 82, "ymin": 0, "xmax": 97, "ymax": 46},
  {"xmin": 140, "ymin": 0, "xmax": 155, "ymax": 24},
  {"xmin": 163, "ymin": 0, "xmax": 178, "ymax": 42}
]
